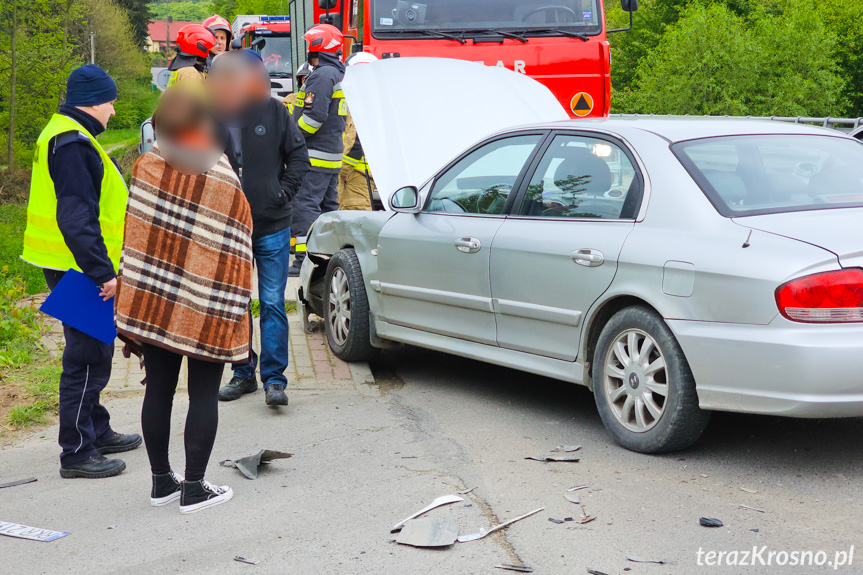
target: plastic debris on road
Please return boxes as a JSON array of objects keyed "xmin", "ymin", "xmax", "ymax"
[
  {"xmin": 396, "ymin": 518, "xmax": 458, "ymax": 548},
  {"xmin": 0, "ymin": 477, "xmax": 37, "ymax": 489},
  {"xmin": 700, "ymin": 517, "xmax": 724, "ymax": 528},
  {"xmin": 458, "ymin": 508, "xmax": 544, "ymax": 543},
  {"xmin": 234, "ymin": 556, "xmax": 261, "ymax": 565},
  {"xmin": 494, "ymin": 564, "xmax": 533, "ymax": 572},
  {"xmin": 391, "ymin": 495, "xmax": 463, "ymax": 533},
  {"xmin": 564, "ymin": 492, "xmax": 581, "ymax": 504},
  {"xmin": 627, "ymin": 556, "xmax": 670, "ymax": 564},
  {"xmin": 525, "ymin": 454, "xmax": 581, "ymax": 462},
  {"xmin": 219, "ymin": 450, "xmax": 293, "ymax": 480},
  {"xmin": 738, "ymin": 504, "xmax": 765, "ymax": 513},
  {"xmin": 550, "ymin": 445, "xmax": 581, "ymax": 453},
  {"xmin": 566, "ymin": 484, "xmax": 590, "ymax": 492},
  {"xmin": 0, "ymin": 521, "xmax": 68, "ymax": 542}
]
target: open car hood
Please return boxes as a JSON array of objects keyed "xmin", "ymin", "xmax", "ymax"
[{"xmin": 342, "ymin": 57, "xmax": 568, "ymax": 209}]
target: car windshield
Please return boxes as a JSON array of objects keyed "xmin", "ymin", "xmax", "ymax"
[
  {"xmin": 258, "ymin": 36, "xmax": 293, "ymax": 76},
  {"xmin": 673, "ymin": 135, "xmax": 863, "ymax": 217},
  {"xmin": 372, "ymin": 0, "xmax": 601, "ymax": 34}
]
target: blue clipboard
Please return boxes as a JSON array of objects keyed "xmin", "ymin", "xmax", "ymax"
[{"xmin": 40, "ymin": 270, "xmax": 117, "ymax": 345}]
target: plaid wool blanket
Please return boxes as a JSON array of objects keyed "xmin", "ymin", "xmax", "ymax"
[{"xmin": 115, "ymin": 146, "xmax": 254, "ymax": 363}]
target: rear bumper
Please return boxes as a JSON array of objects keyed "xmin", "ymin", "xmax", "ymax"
[{"xmin": 669, "ymin": 317, "xmax": 863, "ymax": 418}]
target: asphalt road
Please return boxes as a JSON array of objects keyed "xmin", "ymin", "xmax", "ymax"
[{"xmin": 2, "ymin": 344, "xmax": 862, "ymax": 574}]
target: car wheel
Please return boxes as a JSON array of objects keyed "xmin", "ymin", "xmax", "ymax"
[
  {"xmin": 593, "ymin": 306, "xmax": 710, "ymax": 453},
  {"xmin": 323, "ymin": 248, "xmax": 378, "ymax": 362}
]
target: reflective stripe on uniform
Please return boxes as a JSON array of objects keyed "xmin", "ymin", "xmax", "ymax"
[
  {"xmin": 295, "ymin": 236, "xmax": 307, "ymax": 252},
  {"xmin": 309, "ymin": 149, "xmax": 343, "ymax": 169},
  {"xmin": 298, "ymin": 115, "xmax": 321, "ymax": 134},
  {"xmin": 310, "ymin": 158, "xmax": 342, "ymax": 169},
  {"xmin": 342, "ymin": 155, "xmax": 369, "ymax": 172},
  {"xmin": 332, "ymin": 90, "xmax": 344, "ymax": 99}
]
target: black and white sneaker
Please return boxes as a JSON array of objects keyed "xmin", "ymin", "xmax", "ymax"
[
  {"xmin": 150, "ymin": 470, "xmax": 184, "ymax": 507},
  {"xmin": 179, "ymin": 480, "xmax": 233, "ymax": 514}
]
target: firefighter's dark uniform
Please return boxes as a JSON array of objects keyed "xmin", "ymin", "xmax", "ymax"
[{"xmin": 290, "ymin": 53, "xmax": 347, "ymax": 261}]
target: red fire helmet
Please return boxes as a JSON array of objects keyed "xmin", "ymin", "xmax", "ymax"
[
  {"xmin": 176, "ymin": 24, "xmax": 216, "ymax": 59},
  {"xmin": 304, "ymin": 24, "xmax": 343, "ymax": 54},
  {"xmin": 203, "ymin": 14, "xmax": 231, "ymax": 35}
]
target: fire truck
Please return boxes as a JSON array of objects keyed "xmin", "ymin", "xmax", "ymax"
[
  {"xmin": 233, "ymin": 16, "xmax": 295, "ymax": 98},
  {"xmin": 288, "ymin": 0, "xmax": 639, "ymax": 118}
]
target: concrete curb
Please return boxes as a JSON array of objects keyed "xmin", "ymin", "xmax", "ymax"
[{"xmin": 349, "ymin": 362, "xmax": 377, "ymax": 396}]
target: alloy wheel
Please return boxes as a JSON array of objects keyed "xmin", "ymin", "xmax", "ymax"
[
  {"xmin": 327, "ymin": 268, "xmax": 351, "ymax": 346},
  {"xmin": 603, "ymin": 329, "xmax": 669, "ymax": 433}
]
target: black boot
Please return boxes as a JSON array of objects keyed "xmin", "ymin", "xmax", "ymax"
[
  {"xmin": 179, "ymin": 480, "xmax": 233, "ymax": 514},
  {"xmin": 150, "ymin": 470, "xmax": 184, "ymax": 506},
  {"xmin": 60, "ymin": 455, "xmax": 126, "ymax": 479},
  {"xmin": 218, "ymin": 376, "xmax": 258, "ymax": 401},
  {"xmin": 96, "ymin": 431, "xmax": 143, "ymax": 455},
  {"xmin": 265, "ymin": 383, "xmax": 289, "ymax": 406}
]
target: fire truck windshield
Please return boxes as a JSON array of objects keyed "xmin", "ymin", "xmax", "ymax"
[
  {"xmin": 257, "ymin": 36, "xmax": 293, "ymax": 76},
  {"xmin": 372, "ymin": 0, "xmax": 602, "ymax": 35}
]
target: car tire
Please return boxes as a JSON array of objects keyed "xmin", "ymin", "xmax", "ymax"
[
  {"xmin": 323, "ymin": 248, "xmax": 379, "ymax": 362},
  {"xmin": 593, "ymin": 306, "xmax": 710, "ymax": 453}
]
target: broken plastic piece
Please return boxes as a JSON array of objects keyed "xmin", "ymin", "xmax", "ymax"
[
  {"xmin": 459, "ymin": 487, "xmax": 478, "ymax": 495},
  {"xmin": 0, "ymin": 477, "xmax": 37, "ymax": 489},
  {"xmin": 564, "ymin": 492, "xmax": 580, "ymax": 504},
  {"xmin": 458, "ymin": 508, "xmax": 544, "ymax": 543},
  {"xmin": 396, "ymin": 518, "xmax": 458, "ymax": 547},
  {"xmin": 550, "ymin": 445, "xmax": 581, "ymax": 453},
  {"xmin": 750, "ymin": 528, "xmax": 760, "ymax": 532},
  {"xmin": 575, "ymin": 504, "xmax": 596, "ymax": 524},
  {"xmin": 700, "ymin": 517, "xmax": 723, "ymax": 528},
  {"xmin": 525, "ymin": 454, "xmax": 580, "ymax": 462},
  {"xmin": 566, "ymin": 484, "xmax": 590, "ymax": 492},
  {"xmin": 219, "ymin": 450, "xmax": 293, "ymax": 480},
  {"xmin": 548, "ymin": 517, "xmax": 565, "ymax": 524},
  {"xmin": 234, "ymin": 556, "xmax": 260, "ymax": 565},
  {"xmin": 738, "ymin": 504, "xmax": 765, "ymax": 513},
  {"xmin": 0, "ymin": 521, "xmax": 68, "ymax": 542},
  {"xmin": 495, "ymin": 565, "xmax": 533, "ymax": 573},
  {"xmin": 627, "ymin": 556, "xmax": 668, "ymax": 565},
  {"xmin": 564, "ymin": 517, "xmax": 574, "ymax": 522},
  {"xmin": 740, "ymin": 487, "xmax": 758, "ymax": 494},
  {"xmin": 391, "ymin": 495, "xmax": 463, "ymax": 533},
  {"xmin": 587, "ymin": 569, "xmax": 610, "ymax": 575}
]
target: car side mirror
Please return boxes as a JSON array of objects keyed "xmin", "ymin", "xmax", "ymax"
[
  {"xmin": 231, "ymin": 38, "xmax": 243, "ymax": 50},
  {"xmin": 621, "ymin": 0, "xmax": 638, "ymax": 12},
  {"xmin": 390, "ymin": 186, "xmax": 421, "ymax": 213},
  {"xmin": 318, "ymin": 0, "xmax": 337, "ymax": 8}
]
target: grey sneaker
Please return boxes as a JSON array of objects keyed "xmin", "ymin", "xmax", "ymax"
[{"xmin": 265, "ymin": 384, "xmax": 289, "ymax": 406}]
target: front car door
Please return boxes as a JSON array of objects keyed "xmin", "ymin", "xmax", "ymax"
[
  {"xmin": 489, "ymin": 132, "xmax": 644, "ymax": 360},
  {"xmin": 375, "ymin": 134, "xmax": 545, "ymax": 346}
]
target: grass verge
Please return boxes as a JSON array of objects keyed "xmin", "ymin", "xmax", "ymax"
[
  {"xmin": 250, "ymin": 300, "xmax": 298, "ymax": 318},
  {"xmin": 5, "ymin": 360, "xmax": 62, "ymax": 428}
]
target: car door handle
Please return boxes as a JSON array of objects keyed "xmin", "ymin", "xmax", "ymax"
[
  {"xmin": 571, "ymin": 249, "xmax": 604, "ymax": 267},
  {"xmin": 454, "ymin": 237, "xmax": 482, "ymax": 254}
]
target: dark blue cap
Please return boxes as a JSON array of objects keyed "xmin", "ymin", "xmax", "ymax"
[{"xmin": 65, "ymin": 64, "xmax": 118, "ymax": 107}]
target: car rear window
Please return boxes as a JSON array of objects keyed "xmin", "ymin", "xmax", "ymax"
[{"xmin": 672, "ymin": 135, "xmax": 863, "ymax": 216}]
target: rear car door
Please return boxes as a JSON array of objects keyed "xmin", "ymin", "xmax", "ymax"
[
  {"xmin": 489, "ymin": 132, "xmax": 644, "ymax": 360},
  {"xmin": 376, "ymin": 134, "xmax": 545, "ymax": 345}
]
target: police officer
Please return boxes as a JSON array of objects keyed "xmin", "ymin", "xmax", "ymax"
[
  {"xmin": 339, "ymin": 52, "xmax": 378, "ymax": 211},
  {"xmin": 168, "ymin": 24, "xmax": 216, "ymax": 86},
  {"xmin": 22, "ymin": 65, "xmax": 141, "ymax": 479},
  {"xmin": 288, "ymin": 24, "xmax": 347, "ymax": 276}
]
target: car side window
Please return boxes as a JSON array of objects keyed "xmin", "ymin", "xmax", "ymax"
[
  {"xmin": 426, "ymin": 135, "xmax": 542, "ymax": 215},
  {"xmin": 519, "ymin": 135, "xmax": 642, "ymax": 220}
]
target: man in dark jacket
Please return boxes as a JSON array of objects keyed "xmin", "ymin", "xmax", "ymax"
[
  {"xmin": 288, "ymin": 24, "xmax": 347, "ymax": 276},
  {"xmin": 210, "ymin": 50, "xmax": 310, "ymax": 407},
  {"xmin": 22, "ymin": 64, "xmax": 142, "ymax": 479}
]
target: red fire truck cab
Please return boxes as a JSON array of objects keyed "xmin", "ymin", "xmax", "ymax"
[
  {"xmin": 288, "ymin": 0, "xmax": 638, "ymax": 118},
  {"xmin": 236, "ymin": 17, "xmax": 295, "ymax": 98}
]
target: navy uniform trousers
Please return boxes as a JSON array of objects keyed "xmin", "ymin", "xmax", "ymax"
[
  {"xmin": 44, "ymin": 269, "xmax": 115, "ymax": 466},
  {"xmin": 291, "ymin": 170, "xmax": 340, "ymax": 240}
]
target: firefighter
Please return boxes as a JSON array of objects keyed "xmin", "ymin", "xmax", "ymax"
[
  {"xmin": 22, "ymin": 65, "xmax": 142, "ymax": 478},
  {"xmin": 288, "ymin": 24, "xmax": 347, "ymax": 277},
  {"xmin": 167, "ymin": 24, "xmax": 216, "ymax": 86},
  {"xmin": 203, "ymin": 14, "xmax": 232, "ymax": 60},
  {"xmin": 339, "ymin": 52, "xmax": 378, "ymax": 211},
  {"xmin": 282, "ymin": 62, "xmax": 313, "ymax": 115}
]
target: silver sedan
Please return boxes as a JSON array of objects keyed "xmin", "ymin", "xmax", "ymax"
[{"xmin": 298, "ymin": 118, "xmax": 863, "ymax": 453}]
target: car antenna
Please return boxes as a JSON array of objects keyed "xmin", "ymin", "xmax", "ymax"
[{"xmin": 742, "ymin": 230, "xmax": 752, "ymax": 248}]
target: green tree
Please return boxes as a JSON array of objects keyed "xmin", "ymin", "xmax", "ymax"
[
  {"xmin": 623, "ymin": 2, "xmax": 842, "ymax": 116},
  {"xmin": 117, "ymin": 0, "xmax": 153, "ymax": 47},
  {"xmin": 148, "ymin": 0, "xmax": 214, "ymax": 22}
]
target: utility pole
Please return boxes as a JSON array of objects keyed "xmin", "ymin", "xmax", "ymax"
[
  {"xmin": 90, "ymin": 32, "xmax": 95, "ymax": 64},
  {"xmin": 165, "ymin": 0, "xmax": 170, "ymax": 56}
]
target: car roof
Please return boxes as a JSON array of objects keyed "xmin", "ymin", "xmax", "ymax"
[{"xmin": 522, "ymin": 117, "xmax": 850, "ymax": 143}]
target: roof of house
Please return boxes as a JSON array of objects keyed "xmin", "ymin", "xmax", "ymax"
[{"xmin": 147, "ymin": 20, "xmax": 196, "ymax": 43}]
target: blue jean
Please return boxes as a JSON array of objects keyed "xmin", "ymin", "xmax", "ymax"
[{"xmin": 232, "ymin": 227, "xmax": 291, "ymax": 388}]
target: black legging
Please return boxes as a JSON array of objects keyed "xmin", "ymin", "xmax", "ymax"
[{"xmin": 140, "ymin": 344, "xmax": 224, "ymax": 482}]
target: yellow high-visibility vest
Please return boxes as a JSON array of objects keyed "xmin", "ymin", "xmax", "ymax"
[{"xmin": 22, "ymin": 113, "xmax": 128, "ymax": 273}]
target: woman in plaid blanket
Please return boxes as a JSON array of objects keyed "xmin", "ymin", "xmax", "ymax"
[{"xmin": 115, "ymin": 86, "xmax": 254, "ymax": 514}]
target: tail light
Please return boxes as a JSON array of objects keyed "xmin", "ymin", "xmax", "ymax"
[{"xmin": 776, "ymin": 268, "xmax": 863, "ymax": 323}]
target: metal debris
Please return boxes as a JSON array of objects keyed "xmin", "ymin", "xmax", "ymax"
[
  {"xmin": 550, "ymin": 445, "xmax": 581, "ymax": 453},
  {"xmin": 548, "ymin": 517, "xmax": 565, "ymax": 524},
  {"xmin": 525, "ymin": 454, "xmax": 581, "ymax": 462},
  {"xmin": 219, "ymin": 450, "xmax": 293, "ymax": 480},
  {"xmin": 700, "ymin": 517, "xmax": 724, "ymax": 528},
  {"xmin": 494, "ymin": 564, "xmax": 533, "ymax": 573},
  {"xmin": 396, "ymin": 518, "xmax": 459, "ymax": 548},
  {"xmin": 0, "ymin": 477, "xmax": 37, "ymax": 489},
  {"xmin": 738, "ymin": 504, "xmax": 765, "ymax": 513},
  {"xmin": 391, "ymin": 495, "xmax": 463, "ymax": 533},
  {"xmin": 234, "ymin": 556, "xmax": 261, "ymax": 565},
  {"xmin": 458, "ymin": 508, "xmax": 544, "ymax": 543},
  {"xmin": 627, "ymin": 556, "xmax": 669, "ymax": 565}
]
